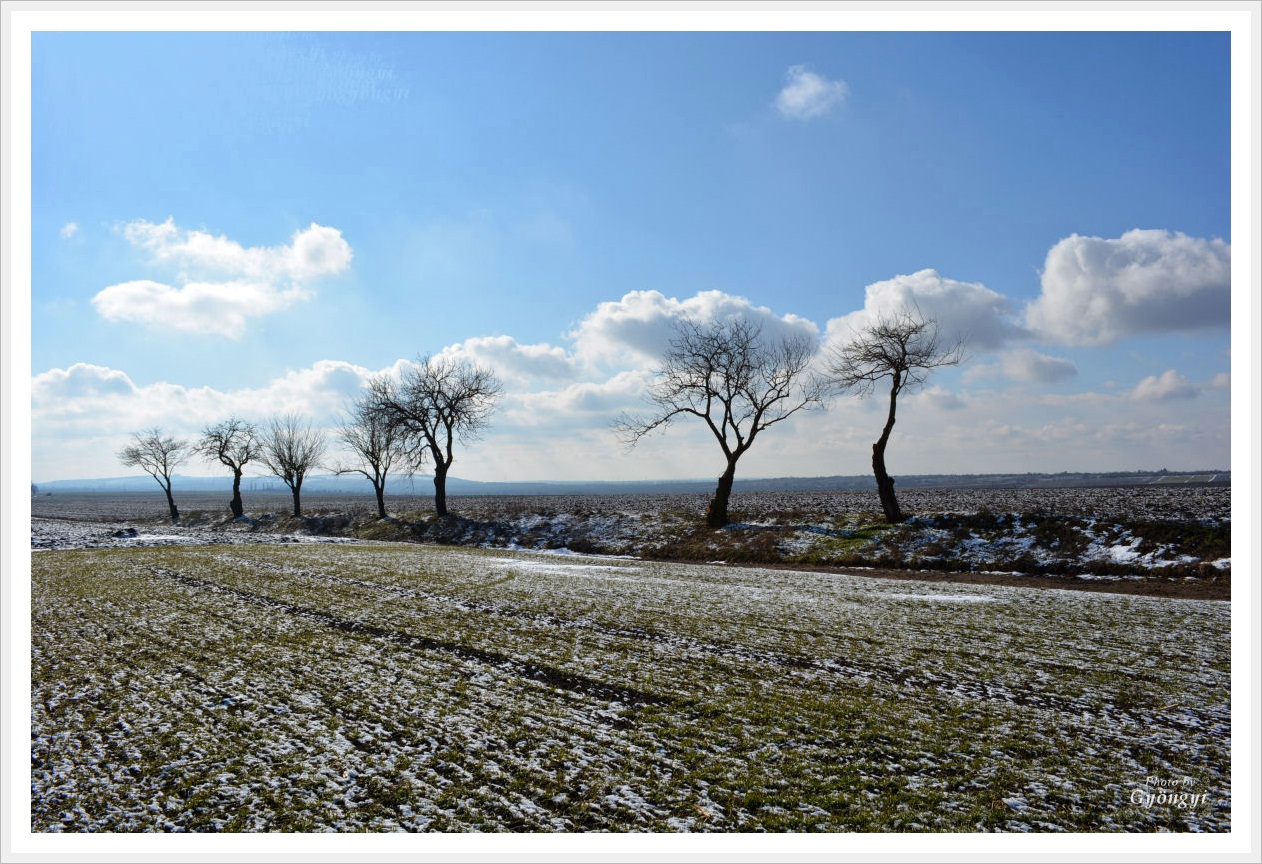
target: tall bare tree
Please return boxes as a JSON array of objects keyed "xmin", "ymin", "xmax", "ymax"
[
  {"xmin": 334, "ymin": 386, "xmax": 406, "ymax": 520},
  {"xmin": 194, "ymin": 418, "xmax": 259, "ymax": 518},
  {"xmin": 258, "ymin": 413, "xmax": 328, "ymax": 517},
  {"xmin": 826, "ymin": 308, "xmax": 965, "ymax": 524},
  {"xmin": 117, "ymin": 427, "xmax": 190, "ymax": 524},
  {"xmin": 368, "ymin": 356, "xmax": 503, "ymax": 518},
  {"xmin": 615, "ymin": 317, "xmax": 827, "ymax": 528}
]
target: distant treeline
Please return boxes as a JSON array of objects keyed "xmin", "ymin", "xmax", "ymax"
[{"xmin": 34, "ymin": 469, "xmax": 1230, "ymax": 498}]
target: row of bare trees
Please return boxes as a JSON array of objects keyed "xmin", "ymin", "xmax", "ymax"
[
  {"xmin": 119, "ymin": 309, "xmax": 962, "ymax": 528},
  {"xmin": 117, "ymin": 356, "xmax": 504, "ymax": 524},
  {"xmin": 615, "ymin": 308, "xmax": 964, "ymax": 527},
  {"xmin": 117, "ymin": 414, "xmax": 329, "ymax": 525}
]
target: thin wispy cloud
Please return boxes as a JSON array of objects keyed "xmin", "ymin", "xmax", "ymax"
[
  {"xmin": 230, "ymin": 33, "xmax": 411, "ymax": 138},
  {"xmin": 774, "ymin": 65, "xmax": 849, "ymax": 120},
  {"xmin": 91, "ymin": 219, "xmax": 352, "ymax": 338},
  {"xmin": 59, "ymin": 221, "xmax": 78, "ymax": 239}
]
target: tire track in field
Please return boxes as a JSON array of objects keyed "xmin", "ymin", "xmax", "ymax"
[
  {"xmin": 197, "ymin": 554, "xmax": 1223, "ymax": 734},
  {"xmin": 184, "ymin": 552, "xmax": 1221, "ymax": 736},
  {"xmin": 146, "ymin": 565, "xmax": 671, "ymax": 711}
]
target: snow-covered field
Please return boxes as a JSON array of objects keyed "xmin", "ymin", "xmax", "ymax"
[{"xmin": 30, "ymin": 537, "xmax": 1230, "ymax": 832}]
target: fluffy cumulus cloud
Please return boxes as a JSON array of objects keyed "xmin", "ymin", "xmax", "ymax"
[
  {"xmin": 29, "ymin": 359, "xmax": 383, "ymax": 482},
  {"xmin": 775, "ymin": 65, "xmax": 849, "ymax": 120},
  {"xmin": 824, "ymin": 269, "xmax": 1017, "ymax": 352},
  {"xmin": 32, "ymin": 358, "xmax": 376, "ymax": 446},
  {"xmin": 1025, "ymin": 229, "xmax": 1230, "ymax": 346},
  {"xmin": 31, "ymin": 280, "xmax": 1234, "ymax": 483},
  {"xmin": 506, "ymin": 370, "xmax": 654, "ymax": 429},
  {"xmin": 32, "ymin": 362, "xmax": 136, "ymax": 402},
  {"xmin": 92, "ymin": 218, "xmax": 353, "ymax": 338},
  {"xmin": 570, "ymin": 290, "xmax": 818, "ymax": 367},
  {"xmin": 435, "ymin": 335, "xmax": 577, "ymax": 386},
  {"xmin": 1130, "ymin": 369, "xmax": 1199, "ymax": 403}
]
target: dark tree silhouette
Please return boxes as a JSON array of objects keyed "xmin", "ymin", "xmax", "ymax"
[
  {"xmin": 334, "ymin": 386, "xmax": 406, "ymax": 520},
  {"xmin": 258, "ymin": 413, "xmax": 327, "ymax": 518},
  {"xmin": 615, "ymin": 317, "xmax": 826, "ymax": 528},
  {"xmin": 117, "ymin": 428, "xmax": 190, "ymax": 524},
  {"xmin": 368, "ymin": 356, "xmax": 503, "ymax": 518},
  {"xmin": 194, "ymin": 418, "xmax": 260, "ymax": 518},
  {"xmin": 826, "ymin": 309, "xmax": 965, "ymax": 524}
]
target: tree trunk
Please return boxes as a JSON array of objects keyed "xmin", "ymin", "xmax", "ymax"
[
  {"xmin": 291, "ymin": 484, "xmax": 302, "ymax": 518},
  {"xmin": 873, "ymin": 374, "xmax": 906, "ymax": 524},
  {"xmin": 374, "ymin": 482, "xmax": 387, "ymax": 520},
  {"xmin": 162, "ymin": 483, "xmax": 180, "ymax": 525},
  {"xmin": 706, "ymin": 461, "xmax": 737, "ymax": 528},
  {"xmin": 433, "ymin": 465, "xmax": 449, "ymax": 518},
  {"xmin": 872, "ymin": 441, "xmax": 904, "ymax": 524},
  {"xmin": 229, "ymin": 470, "xmax": 244, "ymax": 518}
]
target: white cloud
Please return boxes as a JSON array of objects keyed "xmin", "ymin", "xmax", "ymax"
[
  {"xmin": 1130, "ymin": 369, "xmax": 1199, "ymax": 403},
  {"xmin": 92, "ymin": 279, "xmax": 307, "ymax": 339},
  {"xmin": 1000, "ymin": 349, "xmax": 1078, "ymax": 384},
  {"xmin": 60, "ymin": 221, "xmax": 78, "ymax": 239},
  {"xmin": 435, "ymin": 335, "xmax": 577, "ymax": 386},
  {"xmin": 92, "ymin": 219, "xmax": 352, "ymax": 338},
  {"xmin": 31, "ymin": 358, "xmax": 377, "ymax": 455},
  {"xmin": 120, "ymin": 218, "xmax": 351, "ymax": 281},
  {"xmin": 775, "ymin": 65, "xmax": 849, "ymax": 120},
  {"xmin": 912, "ymin": 385, "xmax": 967, "ymax": 412},
  {"xmin": 506, "ymin": 370, "xmax": 653, "ymax": 429},
  {"xmin": 32, "ymin": 284, "xmax": 1233, "ymax": 483},
  {"xmin": 29, "ymin": 359, "xmax": 382, "ymax": 482},
  {"xmin": 1025, "ymin": 229, "xmax": 1230, "ymax": 346},
  {"xmin": 570, "ymin": 289, "xmax": 818, "ymax": 368},
  {"xmin": 823, "ymin": 269, "xmax": 1017, "ymax": 352},
  {"xmin": 31, "ymin": 352, "xmax": 1232, "ymax": 484},
  {"xmin": 32, "ymin": 362, "xmax": 136, "ymax": 403}
]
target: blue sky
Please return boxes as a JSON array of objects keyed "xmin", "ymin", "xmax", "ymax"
[{"xmin": 20, "ymin": 13, "xmax": 1245, "ymax": 485}]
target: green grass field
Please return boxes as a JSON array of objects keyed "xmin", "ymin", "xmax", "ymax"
[{"xmin": 30, "ymin": 542, "xmax": 1230, "ymax": 832}]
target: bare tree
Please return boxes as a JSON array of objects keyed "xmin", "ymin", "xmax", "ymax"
[
  {"xmin": 194, "ymin": 418, "xmax": 259, "ymax": 519},
  {"xmin": 117, "ymin": 427, "xmax": 190, "ymax": 524},
  {"xmin": 826, "ymin": 308, "xmax": 965, "ymax": 524},
  {"xmin": 615, "ymin": 317, "xmax": 827, "ymax": 528},
  {"xmin": 258, "ymin": 413, "xmax": 328, "ymax": 518},
  {"xmin": 368, "ymin": 356, "xmax": 503, "ymax": 518},
  {"xmin": 333, "ymin": 386, "xmax": 406, "ymax": 520}
]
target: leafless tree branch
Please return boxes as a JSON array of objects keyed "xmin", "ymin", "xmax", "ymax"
[
  {"xmin": 117, "ymin": 427, "xmax": 190, "ymax": 524},
  {"xmin": 614, "ymin": 317, "xmax": 827, "ymax": 527},
  {"xmin": 367, "ymin": 356, "xmax": 503, "ymax": 517}
]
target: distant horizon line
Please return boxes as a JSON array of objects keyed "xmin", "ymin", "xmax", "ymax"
[{"xmin": 33, "ymin": 468, "xmax": 1232, "ymax": 487}]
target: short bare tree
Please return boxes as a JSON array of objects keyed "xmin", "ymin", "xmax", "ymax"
[
  {"xmin": 368, "ymin": 356, "xmax": 503, "ymax": 518},
  {"xmin": 258, "ymin": 413, "xmax": 328, "ymax": 518},
  {"xmin": 333, "ymin": 386, "xmax": 406, "ymax": 520},
  {"xmin": 117, "ymin": 427, "xmax": 190, "ymax": 524},
  {"xmin": 826, "ymin": 308, "xmax": 965, "ymax": 524},
  {"xmin": 615, "ymin": 317, "xmax": 827, "ymax": 528},
  {"xmin": 194, "ymin": 418, "xmax": 259, "ymax": 519}
]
